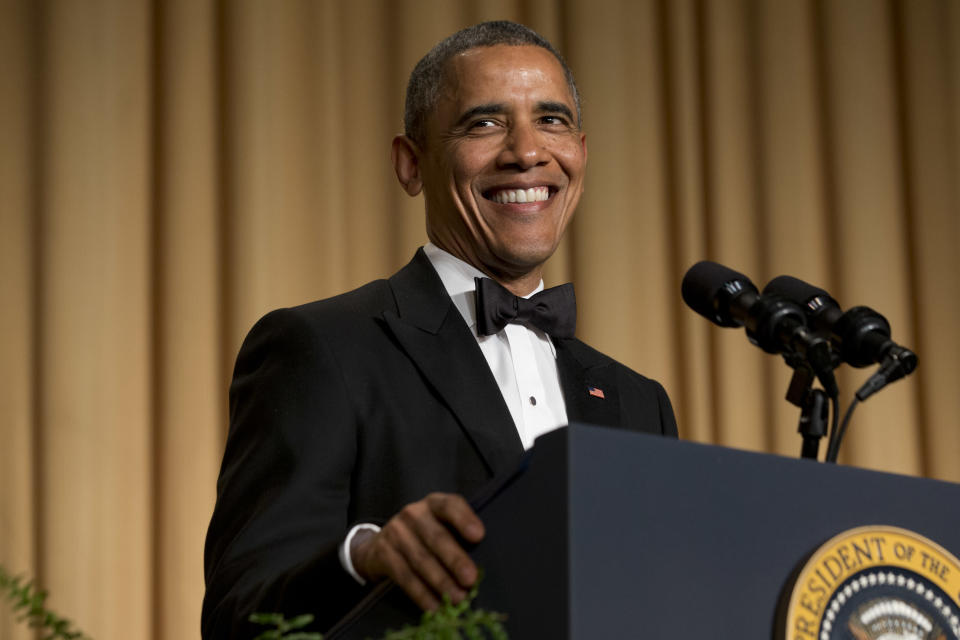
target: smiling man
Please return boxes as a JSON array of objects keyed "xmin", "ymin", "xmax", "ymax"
[
  {"xmin": 202, "ymin": 21, "xmax": 677, "ymax": 638},
  {"xmin": 393, "ymin": 42, "xmax": 586, "ymax": 296}
]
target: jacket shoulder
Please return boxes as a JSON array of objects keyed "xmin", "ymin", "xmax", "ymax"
[
  {"xmin": 282, "ymin": 278, "xmax": 395, "ymax": 325},
  {"xmin": 565, "ymin": 338, "xmax": 678, "ymax": 438}
]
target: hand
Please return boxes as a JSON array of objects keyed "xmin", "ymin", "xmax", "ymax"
[{"xmin": 350, "ymin": 492, "xmax": 485, "ymax": 611}]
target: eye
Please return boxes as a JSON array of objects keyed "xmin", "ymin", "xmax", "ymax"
[
  {"xmin": 468, "ymin": 118, "xmax": 499, "ymax": 130},
  {"xmin": 539, "ymin": 114, "xmax": 572, "ymax": 127}
]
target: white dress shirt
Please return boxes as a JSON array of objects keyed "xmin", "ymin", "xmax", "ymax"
[
  {"xmin": 422, "ymin": 243, "xmax": 568, "ymax": 448},
  {"xmin": 339, "ymin": 244, "xmax": 569, "ymax": 583}
]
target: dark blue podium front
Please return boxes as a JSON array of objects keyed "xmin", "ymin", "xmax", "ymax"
[{"xmin": 328, "ymin": 425, "xmax": 960, "ymax": 638}]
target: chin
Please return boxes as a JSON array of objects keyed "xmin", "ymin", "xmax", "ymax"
[{"xmin": 491, "ymin": 241, "xmax": 559, "ymax": 273}]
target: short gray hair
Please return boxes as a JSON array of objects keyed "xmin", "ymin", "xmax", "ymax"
[{"xmin": 403, "ymin": 21, "xmax": 582, "ymax": 146}]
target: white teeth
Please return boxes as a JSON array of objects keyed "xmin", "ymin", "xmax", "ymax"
[{"xmin": 491, "ymin": 187, "xmax": 549, "ymax": 204}]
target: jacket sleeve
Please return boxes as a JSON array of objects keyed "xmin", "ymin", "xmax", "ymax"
[
  {"xmin": 619, "ymin": 365, "xmax": 679, "ymax": 439},
  {"xmin": 201, "ymin": 307, "xmax": 369, "ymax": 638},
  {"xmin": 653, "ymin": 379, "xmax": 679, "ymax": 438}
]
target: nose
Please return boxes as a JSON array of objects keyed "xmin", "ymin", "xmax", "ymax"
[{"xmin": 497, "ymin": 121, "xmax": 549, "ymax": 170}]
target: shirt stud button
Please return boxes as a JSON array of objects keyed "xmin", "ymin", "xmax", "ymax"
[{"xmin": 529, "ymin": 396, "xmax": 537, "ymax": 406}]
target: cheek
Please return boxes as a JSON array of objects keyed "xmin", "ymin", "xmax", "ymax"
[
  {"xmin": 450, "ymin": 140, "xmax": 498, "ymax": 183},
  {"xmin": 554, "ymin": 144, "xmax": 586, "ymax": 180}
]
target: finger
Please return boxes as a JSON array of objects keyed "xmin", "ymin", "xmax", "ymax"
[
  {"xmin": 401, "ymin": 500, "xmax": 479, "ymax": 589},
  {"xmin": 424, "ymin": 493, "xmax": 485, "ymax": 543},
  {"xmin": 354, "ymin": 523, "xmax": 447, "ymax": 609},
  {"xmin": 372, "ymin": 537, "xmax": 442, "ymax": 611},
  {"xmin": 393, "ymin": 504, "xmax": 471, "ymax": 598}
]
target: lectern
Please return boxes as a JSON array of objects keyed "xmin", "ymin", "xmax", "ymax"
[{"xmin": 327, "ymin": 425, "xmax": 960, "ymax": 638}]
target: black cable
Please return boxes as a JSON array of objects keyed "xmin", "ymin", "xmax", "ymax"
[
  {"xmin": 826, "ymin": 393, "xmax": 839, "ymax": 462},
  {"xmin": 827, "ymin": 396, "xmax": 861, "ymax": 463}
]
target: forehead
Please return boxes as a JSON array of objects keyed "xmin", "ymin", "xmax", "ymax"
[{"xmin": 439, "ymin": 44, "xmax": 574, "ymax": 109}]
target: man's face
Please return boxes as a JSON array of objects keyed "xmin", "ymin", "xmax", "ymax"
[{"xmin": 412, "ymin": 45, "xmax": 587, "ymax": 287}]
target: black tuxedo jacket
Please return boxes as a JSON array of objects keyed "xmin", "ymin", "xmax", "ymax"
[{"xmin": 201, "ymin": 249, "xmax": 677, "ymax": 637}]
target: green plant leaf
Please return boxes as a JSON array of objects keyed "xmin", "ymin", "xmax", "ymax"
[
  {"xmin": 365, "ymin": 571, "xmax": 507, "ymax": 640},
  {"xmin": 286, "ymin": 614, "xmax": 315, "ymax": 629},
  {"xmin": 0, "ymin": 564, "xmax": 92, "ymax": 640},
  {"xmin": 250, "ymin": 612, "xmax": 286, "ymax": 626},
  {"xmin": 248, "ymin": 611, "xmax": 323, "ymax": 639}
]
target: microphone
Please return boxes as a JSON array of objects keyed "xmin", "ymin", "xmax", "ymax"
[
  {"xmin": 762, "ymin": 275, "xmax": 917, "ymax": 400},
  {"xmin": 681, "ymin": 261, "xmax": 837, "ymax": 395},
  {"xmin": 762, "ymin": 276, "xmax": 916, "ymax": 366}
]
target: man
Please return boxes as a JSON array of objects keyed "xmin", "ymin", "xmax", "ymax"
[{"xmin": 202, "ymin": 21, "xmax": 677, "ymax": 637}]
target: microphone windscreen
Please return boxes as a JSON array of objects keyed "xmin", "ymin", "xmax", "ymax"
[
  {"xmin": 763, "ymin": 275, "xmax": 831, "ymax": 305},
  {"xmin": 681, "ymin": 261, "xmax": 755, "ymax": 327}
]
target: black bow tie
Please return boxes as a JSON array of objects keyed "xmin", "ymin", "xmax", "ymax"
[{"xmin": 474, "ymin": 277, "xmax": 576, "ymax": 338}]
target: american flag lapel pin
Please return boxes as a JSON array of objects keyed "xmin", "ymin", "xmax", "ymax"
[{"xmin": 588, "ymin": 386, "xmax": 605, "ymax": 399}]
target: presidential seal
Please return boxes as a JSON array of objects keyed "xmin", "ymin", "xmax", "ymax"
[{"xmin": 785, "ymin": 526, "xmax": 960, "ymax": 640}]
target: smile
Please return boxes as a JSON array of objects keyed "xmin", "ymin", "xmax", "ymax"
[{"xmin": 486, "ymin": 186, "xmax": 552, "ymax": 204}]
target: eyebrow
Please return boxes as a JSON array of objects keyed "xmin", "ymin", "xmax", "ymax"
[
  {"xmin": 535, "ymin": 101, "xmax": 576, "ymax": 122},
  {"xmin": 454, "ymin": 100, "xmax": 576, "ymax": 127},
  {"xmin": 454, "ymin": 103, "xmax": 507, "ymax": 128}
]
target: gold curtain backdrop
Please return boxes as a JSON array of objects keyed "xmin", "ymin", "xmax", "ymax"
[{"xmin": 1, "ymin": 0, "xmax": 958, "ymax": 637}]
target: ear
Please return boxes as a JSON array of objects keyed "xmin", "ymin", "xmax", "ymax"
[
  {"xmin": 579, "ymin": 132, "xmax": 588, "ymax": 194},
  {"xmin": 391, "ymin": 134, "xmax": 423, "ymax": 196}
]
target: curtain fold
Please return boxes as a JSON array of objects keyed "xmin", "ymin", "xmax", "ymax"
[
  {"xmin": 0, "ymin": 3, "xmax": 36, "ymax": 639},
  {"xmin": 1, "ymin": 1, "xmax": 957, "ymax": 637},
  {"xmin": 153, "ymin": 2, "xmax": 221, "ymax": 639}
]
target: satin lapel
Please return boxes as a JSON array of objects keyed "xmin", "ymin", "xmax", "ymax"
[
  {"xmin": 555, "ymin": 338, "xmax": 621, "ymax": 428},
  {"xmin": 383, "ymin": 250, "xmax": 523, "ymax": 477}
]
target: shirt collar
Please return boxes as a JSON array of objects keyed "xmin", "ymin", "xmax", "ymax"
[{"xmin": 422, "ymin": 243, "xmax": 545, "ymax": 332}]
